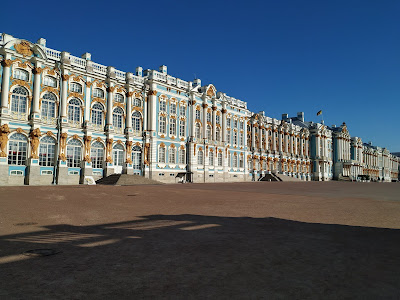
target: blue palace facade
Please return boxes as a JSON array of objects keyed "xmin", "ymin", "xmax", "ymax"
[{"xmin": 0, "ymin": 32, "xmax": 398, "ymax": 185}]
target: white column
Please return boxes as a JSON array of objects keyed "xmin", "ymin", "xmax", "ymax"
[
  {"xmin": 61, "ymin": 74, "xmax": 69, "ymax": 119},
  {"xmin": 221, "ymin": 108, "xmax": 227, "ymax": 142},
  {"xmin": 202, "ymin": 103, "xmax": 207, "ymax": 139},
  {"xmin": 212, "ymin": 106, "xmax": 216, "ymax": 141},
  {"xmin": 148, "ymin": 84, "xmax": 157, "ymax": 132},
  {"xmin": 126, "ymin": 91, "xmax": 132, "ymax": 129},
  {"xmin": 251, "ymin": 124, "xmax": 256, "ymax": 149},
  {"xmin": 32, "ymin": 66, "xmax": 42, "ymax": 116},
  {"xmin": 84, "ymin": 81, "xmax": 91, "ymax": 123},
  {"xmin": 106, "ymin": 86, "xmax": 114, "ymax": 127},
  {"xmin": 1, "ymin": 59, "xmax": 12, "ymax": 110},
  {"xmin": 189, "ymin": 95, "xmax": 195, "ymax": 138}
]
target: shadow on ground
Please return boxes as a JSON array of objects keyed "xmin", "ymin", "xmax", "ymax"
[{"xmin": 0, "ymin": 215, "xmax": 399, "ymax": 299}]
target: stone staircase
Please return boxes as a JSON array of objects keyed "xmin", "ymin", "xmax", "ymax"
[
  {"xmin": 96, "ymin": 174, "xmax": 164, "ymax": 185},
  {"xmin": 259, "ymin": 173, "xmax": 282, "ymax": 181},
  {"xmin": 275, "ymin": 174, "xmax": 303, "ymax": 182}
]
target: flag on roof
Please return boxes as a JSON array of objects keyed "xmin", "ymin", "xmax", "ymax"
[{"xmin": 317, "ymin": 110, "xmax": 322, "ymax": 116}]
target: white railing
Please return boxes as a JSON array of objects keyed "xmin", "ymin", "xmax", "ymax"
[
  {"xmin": 177, "ymin": 79, "xmax": 189, "ymax": 89},
  {"xmin": 70, "ymin": 55, "xmax": 86, "ymax": 68},
  {"xmin": 152, "ymin": 71, "xmax": 167, "ymax": 82},
  {"xmin": 92, "ymin": 62, "xmax": 107, "ymax": 74},
  {"xmin": 115, "ymin": 70, "xmax": 126, "ymax": 80},
  {"xmin": 133, "ymin": 75, "xmax": 144, "ymax": 85},
  {"xmin": 167, "ymin": 75, "xmax": 177, "ymax": 85},
  {"xmin": 133, "ymin": 130, "xmax": 142, "ymax": 137},
  {"xmin": 45, "ymin": 47, "xmax": 61, "ymax": 61}
]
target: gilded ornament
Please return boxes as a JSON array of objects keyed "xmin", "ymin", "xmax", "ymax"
[
  {"xmin": 1, "ymin": 59, "xmax": 13, "ymax": 67},
  {"xmin": 15, "ymin": 41, "xmax": 33, "ymax": 57},
  {"xmin": 29, "ymin": 128, "xmax": 41, "ymax": 159},
  {"xmin": 127, "ymin": 91, "xmax": 135, "ymax": 97},
  {"xmin": 16, "ymin": 128, "xmax": 24, "ymax": 133},
  {"xmin": 46, "ymin": 131, "xmax": 54, "ymax": 136},
  {"xmin": 206, "ymin": 86, "xmax": 215, "ymax": 97},
  {"xmin": 149, "ymin": 90, "xmax": 157, "ymax": 96},
  {"xmin": 62, "ymin": 75, "xmax": 70, "ymax": 81},
  {"xmin": 59, "ymin": 153, "xmax": 66, "ymax": 161},
  {"xmin": 86, "ymin": 81, "xmax": 93, "ymax": 87},
  {"xmin": 202, "ymin": 103, "xmax": 208, "ymax": 109},
  {"xmin": 0, "ymin": 124, "xmax": 11, "ymax": 157},
  {"xmin": 33, "ymin": 67, "xmax": 43, "ymax": 75},
  {"xmin": 107, "ymin": 86, "xmax": 115, "ymax": 93}
]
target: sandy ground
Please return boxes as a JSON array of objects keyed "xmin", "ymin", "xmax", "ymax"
[{"xmin": 0, "ymin": 181, "xmax": 399, "ymax": 299}]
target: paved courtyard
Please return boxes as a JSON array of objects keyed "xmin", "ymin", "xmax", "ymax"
[{"xmin": 0, "ymin": 182, "xmax": 399, "ymax": 299}]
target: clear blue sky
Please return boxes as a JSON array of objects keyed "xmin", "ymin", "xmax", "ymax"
[{"xmin": 2, "ymin": 0, "xmax": 399, "ymax": 151}]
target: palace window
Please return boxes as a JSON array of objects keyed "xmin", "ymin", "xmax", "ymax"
[
  {"xmin": 198, "ymin": 150, "xmax": 204, "ymax": 165},
  {"xmin": 159, "ymin": 116, "xmax": 166, "ymax": 134},
  {"xmin": 91, "ymin": 141, "xmax": 104, "ymax": 169},
  {"xmin": 41, "ymin": 93, "xmax": 56, "ymax": 119},
  {"xmin": 132, "ymin": 111, "xmax": 142, "ymax": 132},
  {"xmin": 227, "ymin": 131, "xmax": 231, "ymax": 144},
  {"xmin": 39, "ymin": 136, "xmax": 56, "ymax": 166},
  {"xmin": 216, "ymin": 127, "xmax": 221, "ymax": 141},
  {"xmin": 68, "ymin": 98, "xmax": 81, "ymax": 123},
  {"xmin": 43, "ymin": 76, "xmax": 57, "ymax": 87},
  {"xmin": 170, "ymin": 103, "xmax": 176, "ymax": 115},
  {"xmin": 179, "ymin": 148, "xmax": 186, "ymax": 164},
  {"xmin": 158, "ymin": 147, "xmax": 166, "ymax": 163},
  {"xmin": 207, "ymin": 112, "xmax": 211, "ymax": 122},
  {"xmin": 216, "ymin": 115, "xmax": 220, "ymax": 124},
  {"xmin": 179, "ymin": 105, "xmax": 186, "ymax": 116},
  {"xmin": 234, "ymin": 120, "xmax": 238, "ymax": 128},
  {"xmin": 113, "ymin": 107, "xmax": 124, "ymax": 129},
  {"xmin": 195, "ymin": 109, "xmax": 201, "ymax": 120},
  {"xmin": 8, "ymin": 133, "xmax": 27, "ymax": 166},
  {"xmin": 209, "ymin": 151, "xmax": 214, "ymax": 166},
  {"xmin": 169, "ymin": 118, "xmax": 176, "ymax": 136},
  {"xmin": 11, "ymin": 86, "xmax": 28, "ymax": 115},
  {"xmin": 233, "ymin": 155, "xmax": 238, "ymax": 168},
  {"xmin": 132, "ymin": 146, "xmax": 141, "ymax": 170},
  {"xmin": 227, "ymin": 118, "xmax": 232, "ymax": 128},
  {"xmin": 93, "ymin": 88, "xmax": 104, "ymax": 98},
  {"xmin": 114, "ymin": 93, "xmax": 124, "ymax": 103},
  {"xmin": 70, "ymin": 82, "xmax": 82, "ymax": 93},
  {"xmin": 206, "ymin": 125, "xmax": 212, "ymax": 140},
  {"xmin": 112, "ymin": 144, "xmax": 124, "ymax": 166},
  {"xmin": 179, "ymin": 120, "xmax": 185, "ymax": 137},
  {"xmin": 228, "ymin": 152, "xmax": 231, "ymax": 167},
  {"xmin": 169, "ymin": 147, "xmax": 176, "ymax": 164},
  {"xmin": 218, "ymin": 152, "xmax": 223, "ymax": 167},
  {"xmin": 239, "ymin": 156, "xmax": 244, "ymax": 168},
  {"xmin": 195, "ymin": 123, "xmax": 201, "ymax": 139},
  {"xmin": 133, "ymin": 98, "xmax": 141, "ymax": 107},
  {"xmin": 160, "ymin": 99, "xmax": 166, "ymax": 112},
  {"xmin": 240, "ymin": 132, "xmax": 244, "ymax": 146},
  {"xmin": 66, "ymin": 139, "xmax": 82, "ymax": 168},
  {"xmin": 14, "ymin": 69, "xmax": 29, "ymax": 81},
  {"xmin": 91, "ymin": 103, "xmax": 104, "ymax": 126},
  {"xmin": 233, "ymin": 131, "xmax": 238, "ymax": 145},
  {"xmin": 240, "ymin": 121, "xmax": 244, "ymax": 130}
]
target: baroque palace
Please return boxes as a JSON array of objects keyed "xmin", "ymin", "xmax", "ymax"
[{"xmin": 0, "ymin": 33, "xmax": 398, "ymax": 185}]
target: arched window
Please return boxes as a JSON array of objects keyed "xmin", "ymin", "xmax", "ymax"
[
  {"xmin": 206, "ymin": 125, "xmax": 212, "ymax": 140},
  {"xmin": 14, "ymin": 69, "xmax": 29, "ymax": 81},
  {"xmin": 195, "ymin": 109, "xmax": 201, "ymax": 120},
  {"xmin": 43, "ymin": 76, "xmax": 57, "ymax": 87},
  {"xmin": 195, "ymin": 123, "xmax": 201, "ymax": 139},
  {"xmin": 113, "ymin": 107, "xmax": 124, "ymax": 129},
  {"xmin": 179, "ymin": 148, "xmax": 186, "ymax": 164},
  {"xmin": 209, "ymin": 151, "xmax": 214, "ymax": 166},
  {"xmin": 179, "ymin": 120, "xmax": 185, "ymax": 137},
  {"xmin": 39, "ymin": 136, "xmax": 56, "ymax": 166},
  {"xmin": 218, "ymin": 152, "xmax": 223, "ymax": 167},
  {"xmin": 216, "ymin": 115, "xmax": 220, "ymax": 124},
  {"xmin": 41, "ymin": 93, "xmax": 56, "ymax": 119},
  {"xmin": 66, "ymin": 139, "xmax": 82, "ymax": 168},
  {"xmin": 8, "ymin": 133, "xmax": 27, "ymax": 165},
  {"xmin": 169, "ymin": 147, "xmax": 176, "ymax": 164},
  {"xmin": 91, "ymin": 103, "xmax": 104, "ymax": 126},
  {"xmin": 233, "ymin": 155, "xmax": 238, "ymax": 168},
  {"xmin": 68, "ymin": 99, "xmax": 81, "ymax": 123},
  {"xmin": 132, "ymin": 146, "xmax": 141, "ymax": 170},
  {"xmin": 159, "ymin": 116, "xmax": 166, "ymax": 134},
  {"xmin": 114, "ymin": 93, "xmax": 124, "ymax": 103},
  {"xmin": 93, "ymin": 88, "xmax": 104, "ymax": 98},
  {"xmin": 170, "ymin": 103, "xmax": 176, "ymax": 114},
  {"xmin": 133, "ymin": 98, "xmax": 141, "ymax": 107},
  {"xmin": 207, "ymin": 112, "xmax": 211, "ymax": 122},
  {"xmin": 158, "ymin": 147, "xmax": 166, "ymax": 163},
  {"xmin": 132, "ymin": 111, "xmax": 142, "ymax": 132},
  {"xmin": 169, "ymin": 118, "xmax": 176, "ymax": 136},
  {"xmin": 112, "ymin": 144, "xmax": 124, "ymax": 166},
  {"xmin": 239, "ymin": 156, "xmax": 244, "ymax": 168},
  {"xmin": 216, "ymin": 127, "xmax": 221, "ymax": 141},
  {"xmin": 70, "ymin": 82, "xmax": 82, "ymax": 93},
  {"xmin": 11, "ymin": 86, "xmax": 28, "ymax": 115},
  {"xmin": 198, "ymin": 150, "xmax": 204, "ymax": 165},
  {"xmin": 91, "ymin": 141, "xmax": 104, "ymax": 169}
]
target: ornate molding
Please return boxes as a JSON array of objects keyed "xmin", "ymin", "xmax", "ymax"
[
  {"xmin": 148, "ymin": 90, "xmax": 157, "ymax": 96},
  {"xmin": 29, "ymin": 128, "xmax": 41, "ymax": 159},
  {"xmin": 33, "ymin": 67, "xmax": 43, "ymax": 75},
  {"xmin": 15, "ymin": 41, "xmax": 33, "ymax": 57},
  {"xmin": 1, "ymin": 59, "xmax": 13, "ymax": 67},
  {"xmin": 62, "ymin": 74, "xmax": 70, "ymax": 81}
]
